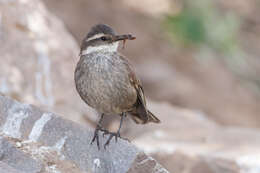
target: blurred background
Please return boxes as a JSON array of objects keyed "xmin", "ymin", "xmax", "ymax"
[{"xmin": 1, "ymin": 0, "xmax": 260, "ymax": 172}]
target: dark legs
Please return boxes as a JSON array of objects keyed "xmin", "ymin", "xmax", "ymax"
[
  {"xmin": 90, "ymin": 113, "xmax": 128, "ymax": 149},
  {"xmin": 103, "ymin": 112, "xmax": 126, "ymax": 149},
  {"xmin": 90, "ymin": 113, "xmax": 104, "ymax": 150}
]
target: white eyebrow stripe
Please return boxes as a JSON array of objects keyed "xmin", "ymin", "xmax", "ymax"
[{"xmin": 87, "ymin": 33, "xmax": 105, "ymax": 41}]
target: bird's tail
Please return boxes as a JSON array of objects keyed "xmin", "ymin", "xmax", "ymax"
[
  {"xmin": 147, "ymin": 110, "xmax": 161, "ymax": 123},
  {"xmin": 130, "ymin": 109, "xmax": 160, "ymax": 124},
  {"xmin": 131, "ymin": 85, "xmax": 161, "ymax": 124}
]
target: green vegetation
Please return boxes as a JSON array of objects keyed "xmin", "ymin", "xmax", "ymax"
[
  {"xmin": 164, "ymin": 0, "xmax": 260, "ymax": 94},
  {"xmin": 164, "ymin": 0, "xmax": 239, "ymax": 55},
  {"xmin": 165, "ymin": 10, "xmax": 206, "ymax": 45}
]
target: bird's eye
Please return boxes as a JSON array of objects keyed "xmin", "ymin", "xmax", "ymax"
[{"xmin": 101, "ymin": 36, "xmax": 107, "ymax": 41}]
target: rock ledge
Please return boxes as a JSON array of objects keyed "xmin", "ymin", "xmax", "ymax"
[{"xmin": 0, "ymin": 95, "xmax": 169, "ymax": 173}]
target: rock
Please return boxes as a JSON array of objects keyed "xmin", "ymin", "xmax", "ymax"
[
  {"xmin": 129, "ymin": 102, "xmax": 260, "ymax": 173},
  {"xmin": 0, "ymin": 137, "xmax": 43, "ymax": 173},
  {"xmin": 0, "ymin": 161, "xmax": 26, "ymax": 173},
  {"xmin": 121, "ymin": 0, "xmax": 174, "ymax": 17},
  {"xmin": 0, "ymin": 95, "xmax": 169, "ymax": 173},
  {"xmin": 0, "ymin": 0, "xmax": 95, "ymax": 126},
  {"xmin": 127, "ymin": 153, "xmax": 169, "ymax": 173}
]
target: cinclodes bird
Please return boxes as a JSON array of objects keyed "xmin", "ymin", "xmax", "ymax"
[{"xmin": 74, "ymin": 24, "xmax": 160, "ymax": 149}]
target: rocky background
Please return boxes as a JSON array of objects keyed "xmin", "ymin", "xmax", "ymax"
[{"xmin": 1, "ymin": 0, "xmax": 260, "ymax": 172}]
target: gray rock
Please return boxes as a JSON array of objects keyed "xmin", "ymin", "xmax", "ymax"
[
  {"xmin": 0, "ymin": 137, "xmax": 42, "ymax": 173},
  {"xmin": 0, "ymin": 0, "xmax": 95, "ymax": 126},
  {"xmin": 127, "ymin": 153, "xmax": 169, "ymax": 173},
  {"xmin": 131, "ymin": 102, "xmax": 260, "ymax": 173},
  {"xmin": 0, "ymin": 95, "xmax": 169, "ymax": 173},
  {"xmin": 0, "ymin": 161, "xmax": 26, "ymax": 173}
]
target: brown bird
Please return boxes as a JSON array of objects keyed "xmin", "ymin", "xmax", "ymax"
[{"xmin": 74, "ymin": 24, "xmax": 160, "ymax": 149}]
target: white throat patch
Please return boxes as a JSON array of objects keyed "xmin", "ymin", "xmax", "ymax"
[{"xmin": 81, "ymin": 42, "xmax": 119, "ymax": 55}]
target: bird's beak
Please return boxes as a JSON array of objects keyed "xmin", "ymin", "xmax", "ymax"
[{"xmin": 112, "ymin": 34, "xmax": 136, "ymax": 42}]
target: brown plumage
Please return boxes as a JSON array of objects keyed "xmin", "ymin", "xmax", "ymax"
[
  {"xmin": 74, "ymin": 24, "xmax": 160, "ymax": 149},
  {"xmin": 123, "ymin": 55, "xmax": 160, "ymax": 124}
]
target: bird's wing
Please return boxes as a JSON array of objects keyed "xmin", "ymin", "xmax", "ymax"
[
  {"xmin": 118, "ymin": 54, "xmax": 147, "ymax": 106},
  {"xmin": 119, "ymin": 54, "xmax": 160, "ymax": 124}
]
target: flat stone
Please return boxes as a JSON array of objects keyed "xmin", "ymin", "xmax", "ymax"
[
  {"xmin": 0, "ymin": 95, "xmax": 169, "ymax": 173},
  {"xmin": 127, "ymin": 153, "xmax": 169, "ymax": 173},
  {"xmin": 0, "ymin": 161, "xmax": 26, "ymax": 173},
  {"xmin": 131, "ymin": 102, "xmax": 260, "ymax": 173},
  {"xmin": 0, "ymin": 137, "xmax": 42, "ymax": 173}
]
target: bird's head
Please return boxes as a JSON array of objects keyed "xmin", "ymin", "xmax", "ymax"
[{"xmin": 80, "ymin": 24, "xmax": 135, "ymax": 56}]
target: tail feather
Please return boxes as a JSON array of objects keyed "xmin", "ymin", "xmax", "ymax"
[
  {"xmin": 130, "ymin": 109, "xmax": 160, "ymax": 124},
  {"xmin": 130, "ymin": 83, "xmax": 161, "ymax": 124},
  {"xmin": 131, "ymin": 114, "xmax": 146, "ymax": 124},
  {"xmin": 147, "ymin": 110, "xmax": 160, "ymax": 123}
]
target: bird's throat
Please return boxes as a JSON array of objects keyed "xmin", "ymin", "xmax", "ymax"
[{"xmin": 82, "ymin": 42, "xmax": 119, "ymax": 55}]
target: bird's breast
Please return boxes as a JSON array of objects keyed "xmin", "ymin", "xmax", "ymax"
[{"xmin": 75, "ymin": 53, "xmax": 137, "ymax": 114}]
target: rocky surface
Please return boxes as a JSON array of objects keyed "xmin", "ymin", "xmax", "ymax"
[
  {"xmin": 0, "ymin": 95, "xmax": 169, "ymax": 173},
  {"xmin": 130, "ymin": 102, "xmax": 260, "ymax": 173},
  {"xmin": 0, "ymin": 0, "xmax": 96, "ymax": 126},
  {"xmin": 2, "ymin": 95, "xmax": 260, "ymax": 173}
]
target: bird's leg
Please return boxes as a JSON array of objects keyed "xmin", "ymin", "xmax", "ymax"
[
  {"xmin": 91, "ymin": 113, "xmax": 105, "ymax": 150},
  {"xmin": 104, "ymin": 112, "xmax": 128, "ymax": 149}
]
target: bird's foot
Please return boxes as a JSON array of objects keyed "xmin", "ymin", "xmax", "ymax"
[
  {"xmin": 90, "ymin": 126, "xmax": 105, "ymax": 150},
  {"xmin": 103, "ymin": 131, "xmax": 120, "ymax": 149},
  {"xmin": 102, "ymin": 130, "xmax": 130, "ymax": 149}
]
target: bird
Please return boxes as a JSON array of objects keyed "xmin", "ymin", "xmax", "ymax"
[{"xmin": 74, "ymin": 24, "xmax": 160, "ymax": 149}]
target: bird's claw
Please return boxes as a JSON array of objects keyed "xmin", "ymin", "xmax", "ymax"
[
  {"xmin": 91, "ymin": 129, "xmax": 130, "ymax": 149},
  {"xmin": 90, "ymin": 126, "xmax": 107, "ymax": 150},
  {"xmin": 103, "ymin": 132, "xmax": 120, "ymax": 149},
  {"xmin": 101, "ymin": 129, "xmax": 110, "ymax": 137},
  {"xmin": 90, "ymin": 113, "xmax": 129, "ymax": 149},
  {"xmin": 90, "ymin": 128, "xmax": 100, "ymax": 150}
]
